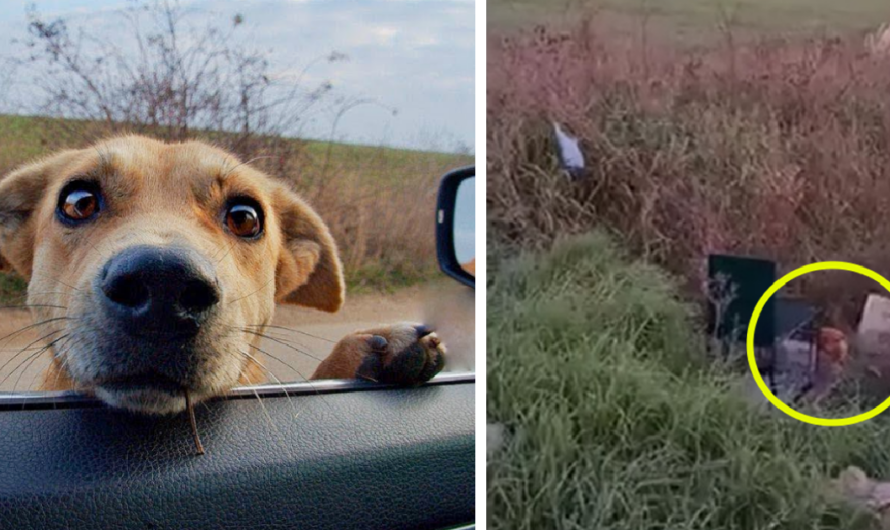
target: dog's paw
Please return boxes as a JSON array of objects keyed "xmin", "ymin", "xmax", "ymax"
[{"xmin": 354, "ymin": 323, "xmax": 446, "ymax": 386}]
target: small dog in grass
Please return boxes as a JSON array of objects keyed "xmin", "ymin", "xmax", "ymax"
[
  {"xmin": 794, "ymin": 327, "xmax": 849, "ymax": 404},
  {"xmin": 0, "ymin": 135, "xmax": 446, "ymax": 414}
]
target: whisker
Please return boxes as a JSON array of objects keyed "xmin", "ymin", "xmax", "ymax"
[
  {"xmin": 239, "ymin": 329, "xmax": 325, "ymax": 362},
  {"xmin": 245, "ymin": 342, "xmax": 314, "ymax": 383},
  {"xmin": 225, "ymin": 236, "xmax": 273, "ymax": 302},
  {"xmin": 207, "ymin": 240, "xmax": 229, "ymax": 262},
  {"xmin": 27, "ymin": 273, "xmax": 82, "ymax": 293},
  {"xmin": 243, "ymin": 327, "xmax": 317, "ymax": 354},
  {"xmin": 0, "ymin": 291, "xmax": 75, "ymax": 305},
  {"xmin": 237, "ymin": 356, "xmax": 286, "ymax": 439},
  {"xmin": 26, "ymin": 334, "xmax": 77, "ymax": 392},
  {"xmin": 0, "ymin": 328, "xmax": 66, "ymax": 377},
  {"xmin": 51, "ymin": 330, "xmax": 88, "ymax": 360},
  {"xmin": 25, "ymin": 356, "xmax": 52, "ymax": 392},
  {"xmin": 81, "ymin": 229, "xmax": 113, "ymax": 260},
  {"xmin": 227, "ymin": 277, "xmax": 274, "ymax": 305},
  {"xmin": 0, "ymin": 317, "xmax": 75, "ymax": 349},
  {"xmin": 244, "ymin": 343, "xmax": 333, "ymax": 411},
  {"xmin": 13, "ymin": 334, "xmax": 71, "ymax": 391},
  {"xmin": 244, "ymin": 326, "xmax": 312, "ymax": 345},
  {"xmin": 46, "ymin": 331, "xmax": 92, "ymax": 407},
  {"xmin": 1, "ymin": 333, "xmax": 68, "ymax": 389},
  {"xmin": 46, "ymin": 344, "xmax": 75, "ymax": 406},
  {"xmin": 5, "ymin": 349, "xmax": 47, "ymax": 390},
  {"xmin": 214, "ymin": 241, "xmax": 237, "ymax": 265},
  {"xmin": 242, "ymin": 323, "xmax": 337, "ymax": 344},
  {"xmin": 239, "ymin": 349, "xmax": 302, "ymax": 421},
  {"xmin": 0, "ymin": 304, "xmax": 69, "ymax": 311},
  {"xmin": 216, "ymin": 215, "xmax": 271, "ymax": 265},
  {"xmin": 222, "ymin": 155, "xmax": 276, "ymax": 180}
]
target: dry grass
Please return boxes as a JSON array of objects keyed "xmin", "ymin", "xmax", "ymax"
[
  {"xmin": 488, "ymin": 16, "xmax": 890, "ymax": 326},
  {"xmin": 0, "ymin": 115, "xmax": 471, "ymax": 294}
]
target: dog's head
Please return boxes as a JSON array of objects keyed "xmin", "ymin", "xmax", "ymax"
[{"xmin": 0, "ymin": 135, "xmax": 344, "ymax": 414}]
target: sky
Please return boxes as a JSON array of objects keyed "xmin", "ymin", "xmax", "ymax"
[
  {"xmin": 454, "ymin": 176, "xmax": 475, "ymax": 265},
  {"xmin": 0, "ymin": 0, "xmax": 475, "ymax": 152}
]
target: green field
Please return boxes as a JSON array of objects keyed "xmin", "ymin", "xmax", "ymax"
[
  {"xmin": 0, "ymin": 114, "xmax": 469, "ymax": 186},
  {"xmin": 489, "ymin": 0, "xmax": 890, "ymax": 40},
  {"xmin": 488, "ymin": 233, "xmax": 890, "ymax": 529}
]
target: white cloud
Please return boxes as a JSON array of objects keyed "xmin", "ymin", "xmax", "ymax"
[
  {"xmin": 3, "ymin": 0, "xmax": 474, "ymax": 151},
  {"xmin": 370, "ymin": 25, "xmax": 398, "ymax": 45}
]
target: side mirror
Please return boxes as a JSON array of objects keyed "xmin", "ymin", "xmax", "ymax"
[{"xmin": 436, "ymin": 166, "xmax": 475, "ymax": 289}]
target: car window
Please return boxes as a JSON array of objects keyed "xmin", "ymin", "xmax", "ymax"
[{"xmin": 0, "ymin": 0, "xmax": 474, "ymax": 399}]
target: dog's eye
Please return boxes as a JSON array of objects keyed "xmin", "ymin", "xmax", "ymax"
[
  {"xmin": 225, "ymin": 202, "xmax": 263, "ymax": 238},
  {"xmin": 58, "ymin": 183, "xmax": 100, "ymax": 222}
]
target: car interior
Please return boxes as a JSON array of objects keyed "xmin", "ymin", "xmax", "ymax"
[{"xmin": 0, "ymin": 167, "xmax": 476, "ymax": 530}]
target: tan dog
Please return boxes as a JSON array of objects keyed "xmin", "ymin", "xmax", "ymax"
[
  {"xmin": 817, "ymin": 327, "xmax": 849, "ymax": 366},
  {"xmin": 0, "ymin": 135, "xmax": 445, "ymax": 414},
  {"xmin": 795, "ymin": 327, "xmax": 849, "ymax": 404}
]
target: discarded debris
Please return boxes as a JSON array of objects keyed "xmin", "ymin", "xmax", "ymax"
[
  {"xmin": 857, "ymin": 293, "xmax": 890, "ymax": 357},
  {"xmin": 829, "ymin": 466, "xmax": 890, "ymax": 527},
  {"xmin": 551, "ymin": 121, "xmax": 586, "ymax": 181},
  {"xmin": 866, "ymin": 23, "xmax": 890, "ymax": 56}
]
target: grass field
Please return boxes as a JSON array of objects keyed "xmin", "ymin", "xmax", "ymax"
[
  {"xmin": 488, "ymin": 0, "xmax": 890, "ymax": 328},
  {"xmin": 488, "ymin": 1, "xmax": 890, "ymax": 528},
  {"xmin": 0, "ymin": 114, "xmax": 471, "ymax": 299},
  {"xmin": 487, "ymin": 232, "xmax": 890, "ymax": 529},
  {"xmin": 489, "ymin": 0, "xmax": 890, "ymax": 42},
  {"xmin": 0, "ymin": 115, "xmax": 467, "ymax": 192}
]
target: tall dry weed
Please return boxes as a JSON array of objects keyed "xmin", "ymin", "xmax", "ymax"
[{"xmin": 489, "ymin": 18, "xmax": 890, "ymax": 324}]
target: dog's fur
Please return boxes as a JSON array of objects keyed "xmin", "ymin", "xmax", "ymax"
[
  {"xmin": 0, "ymin": 135, "xmax": 445, "ymax": 414},
  {"xmin": 817, "ymin": 327, "xmax": 849, "ymax": 367},
  {"xmin": 795, "ymin": 327, "xmax": 849, "ymax": 404}
]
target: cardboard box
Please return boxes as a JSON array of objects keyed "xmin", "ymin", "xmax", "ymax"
[{"xmin": 856, "ymin": 293, "xmax": 890, "ymax": 356}]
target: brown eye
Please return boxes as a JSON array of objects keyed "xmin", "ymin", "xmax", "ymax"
[
  {"xmin": 57, "ymin": 182, "xmax": 101, "ymax": 223},
  {"xmin": 225, "ymin": 202, "xmax": 263, "ymax": 238}
]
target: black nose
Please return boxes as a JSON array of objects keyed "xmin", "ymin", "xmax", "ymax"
[{"xmin": 99, "ymin": 245, "xmax": 220, "ymax": 337}]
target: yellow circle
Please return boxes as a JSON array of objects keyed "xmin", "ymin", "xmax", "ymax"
[{"xmin": 747, "ymin": 261, "xmax": 890, "ymax": 426}]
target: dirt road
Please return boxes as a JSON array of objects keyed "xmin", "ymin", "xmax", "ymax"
[{"xmin": 0, "ymin": 283, "xmax": 475, "ymax": 392}]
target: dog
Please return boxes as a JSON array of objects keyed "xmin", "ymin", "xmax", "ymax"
[
  {"xmin": 0, "ymin": 135, "xmax": 446, "ymax": 414},
  {"xmin": 794, "ymin": 327, "xmax": 848, "ymax": 404}
]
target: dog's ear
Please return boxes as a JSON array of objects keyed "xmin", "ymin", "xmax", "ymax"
[
  {"xmin": 272, "ymin": 185, "xmax": 345, "ymax": 312},
  {"xmin": 0, "ymin": 150, "xmax": 81, "ymax": 277}
]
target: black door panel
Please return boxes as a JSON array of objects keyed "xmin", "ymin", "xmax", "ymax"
[{"xmin": 0, "ymin": 376, "xmax": 475, "ymax": 530}]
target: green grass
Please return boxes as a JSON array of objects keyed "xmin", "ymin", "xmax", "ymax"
[
  {"xmin": 0, "ymin": 114, "xmax": 471, "ymax": 185},
  {"xmin": 345, "ymin": 261, "xmax": 441, "ymax": 294},
  {"xmin": 0, "ymin": 115, "xmax": 62, "ymax": 170},
  {"xmin": 487, "ymin": 232, "xmax": 890, "ymax": 529},
  {"xmin": 489, "ymin": 0, "xmax": 890, "ymax": 39}
]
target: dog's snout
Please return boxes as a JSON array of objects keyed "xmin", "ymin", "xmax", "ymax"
[{"xmin": 99, "ymin": 245, "xmax": 220, "ymax": 336}]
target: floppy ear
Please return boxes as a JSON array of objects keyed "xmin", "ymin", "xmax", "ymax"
[
  {"xmin": 273, "ymin": 185, "xmax": 345, "ymax": 312},
  {"xmin": 0, "ymin": 150, "xmax": 81, "ymax": 278}
]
